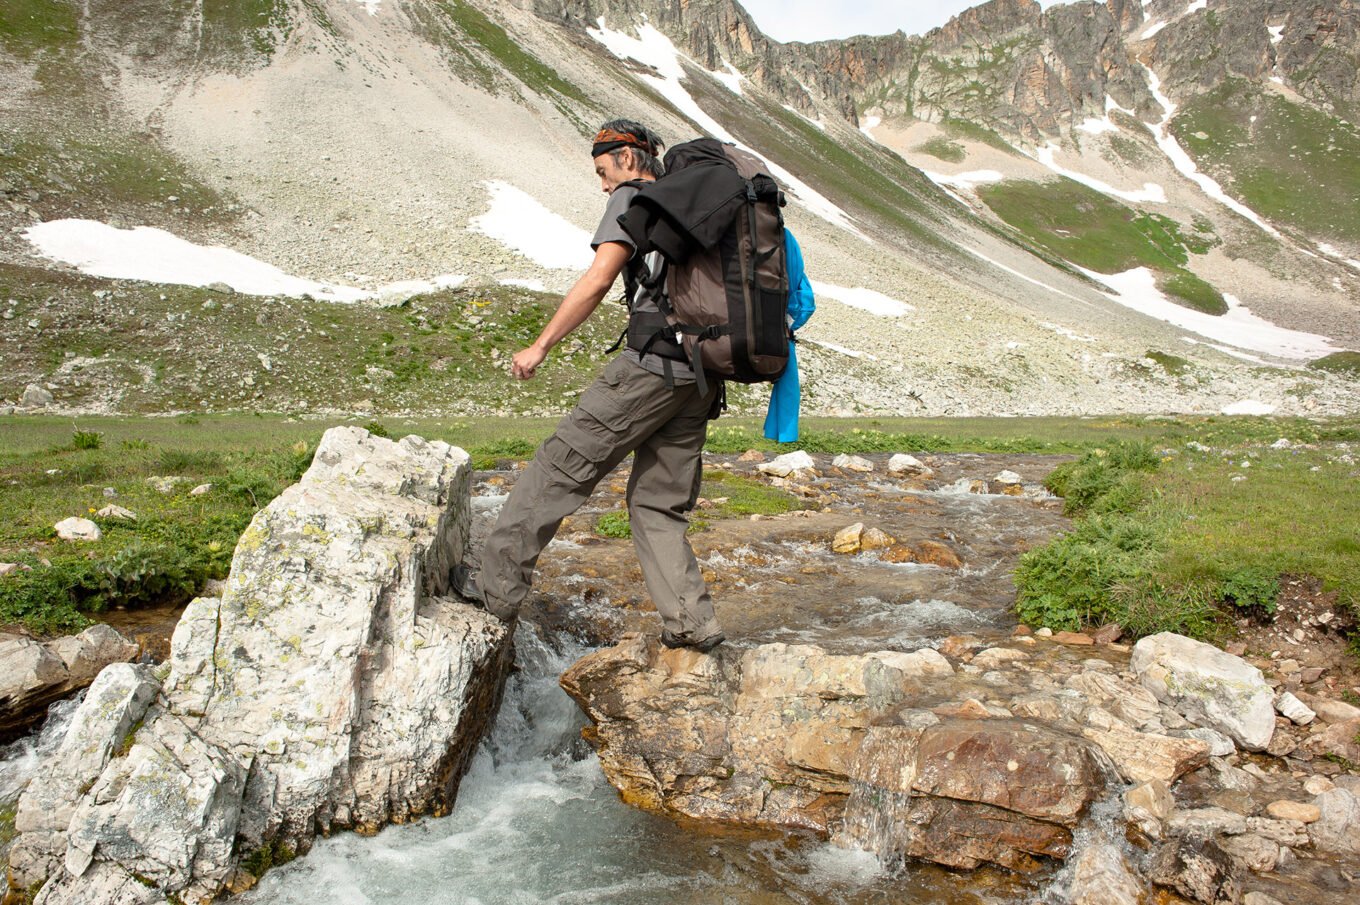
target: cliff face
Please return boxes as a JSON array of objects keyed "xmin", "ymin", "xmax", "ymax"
[{"xmin": 540, "ymin": 0, "xmax": 1359, "ymax": 138}]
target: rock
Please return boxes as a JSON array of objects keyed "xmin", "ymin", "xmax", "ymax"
[
  {"xmin": 1310, "ymin": 697, "xmax": 1360, "ymax": 724},
  {"xmin": 1083, "ymin": 721, "xmax": 1210, "ymax": 784},
  {"xmin": 1167, "ymin": 806, "xmax": 1249, "ymax": 838},
  {"xmin": 1065, "ymin": 672, "xmax": 1160, "ymax": 729},
  {"xmin": 758, "ymin": 451, "xmax": 815, "ymax": 477},
  {"xmin": 932, "ymin": 698, "xmax": 1000, "ymax": 719},
  {"xmin": 1243, "ymin": 893, "xmax": 1286, "ymax": 905},
  {"xmin": 1219, "ymin": 833, "xmax": 1279, "ymax": 872},
  {"xmin": 1245, "ymin": 816, "xmax": 1307, "ymax": 846},
  {"xmin": 0, "ymin": 562, "xmax": 22, "ymax": 577},
  {"xmin": 1274, "ymin": 691, "xmax": 1314, "ymax": 725},
  {"xmin": 1303, "ymin": 776, "xmax": 1334, "ymax": 795},
  {"xmin": 1172, "ymin": 727, "xmax": 1236, "ymax": 757},
  {"xmin": 9, "ymin": 664, "xmax": 161, "ymax": 889},
  {"xmin": 736, "ymin": 449, "xmax": 765, "ymax": 463},
  {"xmin": 145, "ymin": 476, "xmax": 185, "ymax": 494},
  {"xmin": 94, "ymin": 505, "xmax": 136, "ymax": 521},
  {"xmin": 54, "ymin": 517, "xmax": 100, "ymax": 542},
  {"xmin": 189, "ymin": 483, "xmax": 213, "ymax": 496},
  {"xmin": 912, "ymin": 540, "xmax": 962, "ymax": 569},
  {"xmin": 0, "ymin": 626, "xmax": 139, "ymax": 738},
  {"xmin": 1090, "ymin": 623, "xmax": 1123, "ymax": 645},
  {"xmin": 832, "ymin": 454, "xmax": 873, "ymax": 473},
  {"xmin": 1303, "ymin": 717, "xmax": 1360, "ymax": 762},
  {"xmin": 1132, "ymin": 633, "xmax": 1276, "ymax": 751},
  {"xmin": 972, "ymin": 647, "xmax": 1030, "ymax": 669},
  {"xmin": 1125, "ymin": 779, "xmax": 1174, "ymax": 820},
  {"xmin": 1264, "ymin": 800, "xmax": 1319, "ymax": 823},
  {"xmin": 887, "ymin": 453, "xmax": 931, "ymax": 476},
  {"xmin": 860, "ymin": 527, "xmax": 894, "ymax": 551},
  {"xmin": 1065, "ymin": 841, "xmax": 1143, "ymax": 905},
  {"xmin": 1149, "ymin": 837, "xmax": 1240, "ymax": 905},
  {"xmin": 1298, "ymin": 667, "xmax": 1324, "ymax": 684},
  {"xmin": 102, "ymin": 488, "xmax": 116, "ymax": 499},
  {"xmin": 1036, "ymin": 627, "xmax": 1054, "ymax": 637},
  {"xmin": 8, "ymin": 428, "xmax": 513, "ymax": 901},
  {"xmin": 993, "ymin": 469, "xmax": 1023, "ymax": 485},
  {"xmin": 20, "ymin": 383, "xmax": 54, "ymax": 407},
  {"xmin": 1309, "ymin": 788, "xmax": 1360, "ymax": 855},
  {"xmin": 1054, "ymin": 631, "xmax": 1094, "ymax": 646},
  {"xmin": 832, "ymin": 523, "xmax": 864, "ymax": 554}
]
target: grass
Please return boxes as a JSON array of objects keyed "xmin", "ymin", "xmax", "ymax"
[
  {"xmin": 914, "ymin": 136, "xmax": 966, "ymax": 163},
  {"xmin": 591, "ymin": 472, "xmax": 806, "ymax": 538},
  {"xmin": 1015, "ymin": 436, "xmax": 1360, "ymax": 647},
  {"xmin": 0, "ymin": 0, "xmax": 79, "ymax": 56},
  {"xmin": 1310, "ymin": 352, "xmax": 1360, "ymax": 377},
  {"xmin": 940, "ymin": 117, "xmax": 1016, "ymax": 153},
  {"xmin": 1170, "ymin": 78, "xmax": 1360, "ymax": 244},
  {"xmin": 1145, "ymin": 351, "xmax": 1193, "ymax": 376},
  {"xmin": 978, "ymin": 178, "xmax": 1226, "ymax": 313}
]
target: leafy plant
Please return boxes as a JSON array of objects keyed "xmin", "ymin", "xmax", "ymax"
[
  {"xmin": 595, "ymin": 511, "xmax": 631, "ymax": 539},
  {"xmin": 1219, "ymin": 567, "xmax": 1279, "ymax": 617},
  {"xmin": 71, "ymin": 427, "xmax": 102, "ymax": 450}
]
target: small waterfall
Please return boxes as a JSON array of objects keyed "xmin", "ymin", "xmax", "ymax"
[{"xmin": 0, "ymin": 693, "xmax": 86, "ymax": 860}]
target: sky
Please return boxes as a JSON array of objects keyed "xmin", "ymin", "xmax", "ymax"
[{"xmin": 738, "ymin": 0, "xmax": 1067, "ymax": 43}]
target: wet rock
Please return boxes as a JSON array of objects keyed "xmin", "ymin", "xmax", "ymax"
[
  {"xmin": 1264, "ymin": 800, "xmax": 1319, "ymax": 823},
  {"xmin": 1173, "ymin": 727, "xmax": 1236, "ymax": 757},
  {"xmin": 1309, "ymin": 788, "xmax": 1360, "ymax": 855},
  {"xmin": 887, "ymin": 453, "xmax": 931, "ymax": 476},
  {"xmin": 1219, "ymin": 833, "xmax": 1279, "ymax": 872},
  {"xmin": 9, "ymin": 664, "xmax": 161, "ymax": 889},
  {"xmin": 1090, "ymin": 623, "xmax": 1123, "ymax": 645},
  {"xmin": 938, "ymin": 635, "xmax": 985, "ymax": 659},
  {"xmin": 21, "ymin": 384, "xmax": 53, "ymax": 407},
  {"xmin": 758, "ymin": 451, "xmax": 815, "ymax": 477},
  {"xmin": 1126, "ymin": 779, "xmax": 1174, "ymax": 821},
  {"xmin": 912, "ymin": 541, "xmax": 962, "ymax": 569},
  {"xmin": 94, "ymin": 505, "xmax": 136, "ymax": 521},
  {"xmin": 1245, "ymin": 817, "xmax": 1307, "ymax": 847},
  {"xmin": 1267, "ymin": 688, "xmax": 1311, "ymax": 724},
  {"xmin": 1065, "ymin": 672, "xmax": 1159, "ymax": 729},
  {"xmin": 1066, "ymin": 841, "xmax": 1142, "ymax": 905},
  {"xmin": 859, "ymin": 527, "xmax": 894, "ymax": 551},
  {"xmin": 832, "ymin": 454, "xmax": 873, "ymax": 473},
  {"xmin": 1132, "ymin": 632, "xmax": 1276, "ymax": 752},
  {"xmin": 10, "ymin": 428, "xmax": 512, "ymax": 902},
  {"xmin": 1149, "ymin": 837, "xmax": 1241, "ymax": 905},
  {"xmin": 972, "ymin": 647, "xmax": 1030, "ymax": 669},
  {"xmin": 1168, "ymin": 806, "xmax": 1248, "ymax": 838},
  {"xmin": 1303, "ymin": 776, "xmax": 1334, "ymax": 795},
  {"xmin": 832, "ymin": 523, "xmax": 864, "ymax": 553},
  {"xmin": 1054, "ymin": 631, "xmax": 1094, "ymax": 646},
  {"xmin": 992, "ymin": 469, "xmax": 1023, "ymax": 485},
  {"xmin": 1242, "ymin": 894, "xmax": 1285, "ymax": 905},
  {"xmin": 54, "ymin": 517, "xmax": 100, "ymax": 541},
  {"xmin": 1083, "ymin": 719, "xmax": 1209, "ymax": 784},
  {"xmin": 0, "ymin": 626, "xmax": 139, "ymax": 737}
]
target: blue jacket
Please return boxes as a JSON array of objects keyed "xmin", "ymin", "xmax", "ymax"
[{"xmin": 764, "ymin": 231, "xmax": 815, "ymax": 442}]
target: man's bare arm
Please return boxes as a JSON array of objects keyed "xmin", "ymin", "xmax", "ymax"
[{"xmin": 510, "ymin": 241, "xmax": 632, "ymax": 380}]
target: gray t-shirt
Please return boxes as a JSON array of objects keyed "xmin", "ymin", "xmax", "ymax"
[{"xmin": 591, "ymin": 184, "xmax": 697, "ymax": 383}]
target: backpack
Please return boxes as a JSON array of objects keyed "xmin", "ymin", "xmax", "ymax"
[{"xmin": 616, "ymin": 139, "xmax": 791, "ymax": 397}]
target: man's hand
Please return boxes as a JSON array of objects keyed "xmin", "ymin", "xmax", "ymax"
[{"xmin": 511, "ymin": 345, "xmax": 547, "ymax": 380}]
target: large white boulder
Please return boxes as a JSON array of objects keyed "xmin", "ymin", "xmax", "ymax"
[
  {"xmin": 13, "ymin": 427, "xmax": 513, "ymax": 904},
  {"xmin": 1131, "ymin": 633, "xmax": 1275, "ymax": 752}
]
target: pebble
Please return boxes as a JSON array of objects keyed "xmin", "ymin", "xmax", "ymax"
[
  {"xmin": 1264, "ymin": 800, "xmax": 1320, "ymax": 823},
  {"xmin": 1054, "ymin": 631, "xmax": 1094, "ymax": 646}
]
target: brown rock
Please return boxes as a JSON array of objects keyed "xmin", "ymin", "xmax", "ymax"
[
  {"xmin": 1065, "ymin": 672, "xmax": 1159, "ymax": 729},
  {"xmin": 879, "ymin": 545, "xmax": 915, "ymax": 564},
  {"xmin": 1082, "ymin": 721, "xmax": 1210, "ymax": 784},
  {"xmin": 1264, "ymin": 800, "xmax": 1320, "ymax": 823},
  {"xmin": 938, "ymin": 635, "xmax": 984, "ymax": 659},
  {"xmin": 932, "ymin": 698, "xmax": 994, "ymax": 720},
  {"xmin": 1310, "ymin": 697, "xmax": 1360, "ymax": 724},
  {"xmin": 1054, "ymin": 631, "xmax": 1094, "ymax": 646},
  {"xmin": 1012, "ymin": 624, "xmax": 1033, "ymax": 637},
  {"xmin": 1303, "ymin": 717, "xmax": 1360, "ymax": 762},
  {"xmin": 832, "ymin": 523, "xmax": 864, "ymax": 554},
  {"xmin": 913, "ymin": 541, "xmax": 962, "ymax": 570},
  {"xmin": 1298, "ymin": 667, "xmax": 1324, "ymax": 684},
  {"xmin": 737, "ymin": 449, "xmax": 766, "ymax": 463},
  {"xmin": 1149, "ymin": 837, "xmax": 1241, "ymax": 905},
  {"xmin": 1091, "ymin": 623, "xmax": 1123, "ymax": 645},
  {"xmin": 1224, "ymin": 642, "xmax": 1247, "ymax": 657},
  {"xmin": 860, "ymin": 527, "xmax": 895, "ymax": 551},
  {"xmin": 1125, "ymin": 779, "xmax": 1174, "ymax": 820}
]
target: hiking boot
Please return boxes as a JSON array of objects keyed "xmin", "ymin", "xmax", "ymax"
[
  {"xmin": 450, "ymin": 563, "xmax": 485, "ymax": 606},
  {"xmin": 660, "ymin": 629, "xmax": 725, "ymax": 654}
]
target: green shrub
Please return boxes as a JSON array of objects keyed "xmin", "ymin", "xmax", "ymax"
[
  {"xmin": 71, "ymin": 428, "xmax": 102, "ymax": 450},
  {"xmin": 1045, "ymin": 441, "xmax": 1160, "ymax": 516},
  {"xmin": 1219, "ymin": 567, "xmax": 1279, "ymax": 617},
  {"xmin": 915, "ymin": 136, "xmax": 966, "ymax": 163},
  {"xmin": 595, "ymin": 510, "xmax": 631, "ymax": 539},
  {"xmin": 363, "ymin": 420, "xmax": 391, "ymax": 439}
]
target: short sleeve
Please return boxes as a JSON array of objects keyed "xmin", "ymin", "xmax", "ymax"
[{"xmin": 591, "ymin": 185, "xmax": 640, "ymax": 254}]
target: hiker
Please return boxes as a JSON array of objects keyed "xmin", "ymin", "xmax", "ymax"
[{"xmin": 458, "ymin": 119, "xmax": 727, "ymax": 652}]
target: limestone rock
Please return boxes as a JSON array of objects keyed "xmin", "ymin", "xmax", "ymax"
[
  {"xmin": 1264, "ymin": 800, "xmax": 1319, "ymax": 823},
  {"xmin": 1172, "ymin": 727, "xmax": 1236, "ymax": 757},
  {"xmin": 1149, "ymin": 837, "xmax": 1241, "ymax": 905},
  {"xmin": 144, "ymin": 476, "xmax": 184, "ymax": 494},
  {"xmin": 1082, "ymin": 720, "xmax": 1209, "ymax": 784},
  {"xmin": 1219, "ymin": 833, "xmax": 1279, "ymax": 873},
  {"xmin": 1303, "ymin": 717, "xmax": 1360, "ymax": 762},
  {"xmin": 832, "ymin": 523, "xmax": 864, "ymax": 554},
  {"xmin": 1125, "ymin": 779, "xmax": 1174, "ymax": 821},
  {"xmin": 11, "ymin": 428, "xmax": 513, "ymax": 902},
  {"xmin": 887, "ymin": 453, "xmax": 931, "ymax": 476},
  {"xmin": 94, "ymin": 505, "xmax": 136, "ymax": 521},
  {"xmin": 54, "ymin": 517, "xmax": 100, "ymax": 542},
  {"xmin": 1309, "ymin": 787, "xmax": 1360, "ymax": 855},
  {"xmin": 1132, "ymin": 632, "xmax": 1275, "ymax": 751},
  {"xmin": 1167, "ymin": 806, "xmax": 1248, "ymax": 838},
  {"xmin": 972, "ymin": 647, "xmax": 1030, "ymax": 670},
  {"xmin": 21, "ymin": 384, "xmax": 54, "ymax": 407},
  {"xmin": 0, "ymin": 626, "xmax": 139, "ymax": 737},
  {"xmin": 1066, "ymin": 841, "xmax": 1143, "ymax": 905},
  {"xmin": 1274, "ymin": 691, "xmax": 1314, "ymax": 725},
  {"xmin": 1065, "ymin": 671, "xmax": 1159, "ymax": 729},
  {"xmin": 46, "ymin": 625, "xmax": 139, "ymax": 685},
  {"xmin": 1310, "ymin": 697, "xmax": 1360, "ymax": 724},
  {"xmin": 758, "ymin": 451, "xmax": 815, "ymax": 477},
  {"xmin": 188, "ymin": 483, "xmax": 213, "ymax": 496},
  {"xmin": 832, "ymin": 454, "xmax": 873, "ymax": 473}
]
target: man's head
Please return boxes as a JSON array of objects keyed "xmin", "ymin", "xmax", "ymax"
[{"xmin": 592, "ymin": 119, "xmax": 664, "ymax": 194}]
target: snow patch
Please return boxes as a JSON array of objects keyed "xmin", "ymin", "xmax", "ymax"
[
  {"xmin": 1180, "ymin": 337, "xmax": 1268, "ymax": 365},
  {"xmin": 860, "ymin": 115, "xmax": 882, "ymax": 140},
  {"xmin": 810, "ymin": 281, "xmax": 913, "ymax": 317},
  {"xmin": 1186, "ymin": 1, "xmax": 1207, "ymax": 14},
  {"xmin": 350, "ymin": 0, "xmax": 382, "ymax": 15},
  {"xmin": 1141, "ymin": 21, "xmax": 1167, "ymax": 39},
  {"xmin": 1076, "ymin": 116, "xmax": 1120, "ymax": 135},
  {"xmin": 1030, "ymin": 142, "xmax": 1167, "ymax": 203},
  {"xmin": 588, "ymin": 20, "xmax": 866, "ymax": 240},
  {"xmin": 1143, "ymin": 65, "xmax": 1280, "ymax": 236},
  {"xmin": 21, "ymin": 219, "xmax": 472, "ymax": 304},
  {"xmin": 1080, "ymin": 266, "xmax": 1339, "ymax": 360},
  {"xmin": 711, "ymin": 62, "xmax": 744, "ymax": 95},
  {"xmin": 806, "ymin": 339, "xmax": 877, "ymax": 360},
  {"xmin": 783, "ymin": 105, "xmax": 826, "ymax": 131},
  {"xmin": 1269, "ymin": 25, "xmax": 1284, "ymax": 44},
  {"xmin": 469, "ymin": 182, "xmax": 594, "ymax": 271},
  {"xmin": 923, "ymin": 169, "xmax": 1004, "ymax": 192},
  {"xmin": 1317, "ymin": 243, "xmax": 1360, "ymax": 272},
  {"xmin": 1221, "ymin": 400, "xmax": 1276, "ymax": 416},
  {"xmin": 1042, "ymin": 322, "xmax": 1098, "ymax": 343},
  {"xmin": 1270, "ymin": 76, "xmax": 1285, "ymax": 85}
]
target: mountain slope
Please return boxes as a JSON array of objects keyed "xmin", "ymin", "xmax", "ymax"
[{"xmin": 0, "ymin": 0, "xmax": 1356, "ymax": 419}]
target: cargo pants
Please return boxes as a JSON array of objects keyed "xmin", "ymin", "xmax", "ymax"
[{"xmin": 479, "ymin": 355, "xmax": 723, "ymax": 643}]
